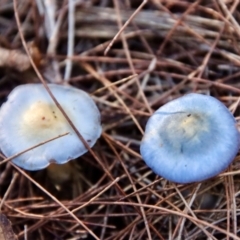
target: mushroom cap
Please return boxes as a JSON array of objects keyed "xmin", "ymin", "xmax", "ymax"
[
  {"xmin": 140, "ymin": 93, "xmax": 240, "ymax": 184},
  {"xmin": 0, "ymin": 84, "xmax": 102, "ymax": 171}
]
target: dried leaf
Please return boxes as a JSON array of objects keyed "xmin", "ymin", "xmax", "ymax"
[
  {"xmin": 0, "ymin": 43, "xmax": 42, "ymax": 72},
  {"xmin": 0, "ymin": 47, "xmax": 30, "ymax": 71},
  {"xmin": 0, "ymin": 214, "xmax": 17, "ymax": 240}
]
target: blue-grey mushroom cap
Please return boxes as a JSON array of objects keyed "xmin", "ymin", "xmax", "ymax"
[
  {"xmin": 0, "ymin": 84, "xmax": 102, "ymax": 171},
  {"xmin": 140, "ymin": 93, "xmax": 240, "ymax": 184}
]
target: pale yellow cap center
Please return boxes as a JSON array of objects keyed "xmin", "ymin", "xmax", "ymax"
[
  {"xmin": 21, "ymin": 101, "xmax": 71, "ymax": 141},
  {"xmin": 165, "ymin": 113, "xmax": 209, "ymax": 146},
  {"xmin": 179, "ymin": 114, "xmax": 203, "ymax": 139}
]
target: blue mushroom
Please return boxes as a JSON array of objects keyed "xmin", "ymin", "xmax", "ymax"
[
  {"xmin": 0, "ymin": 84, "xmax": 102, "ymax": 171},
  {"xmin": 140, "ymin": 93, "xmax": 240, "ymax": 184}
]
